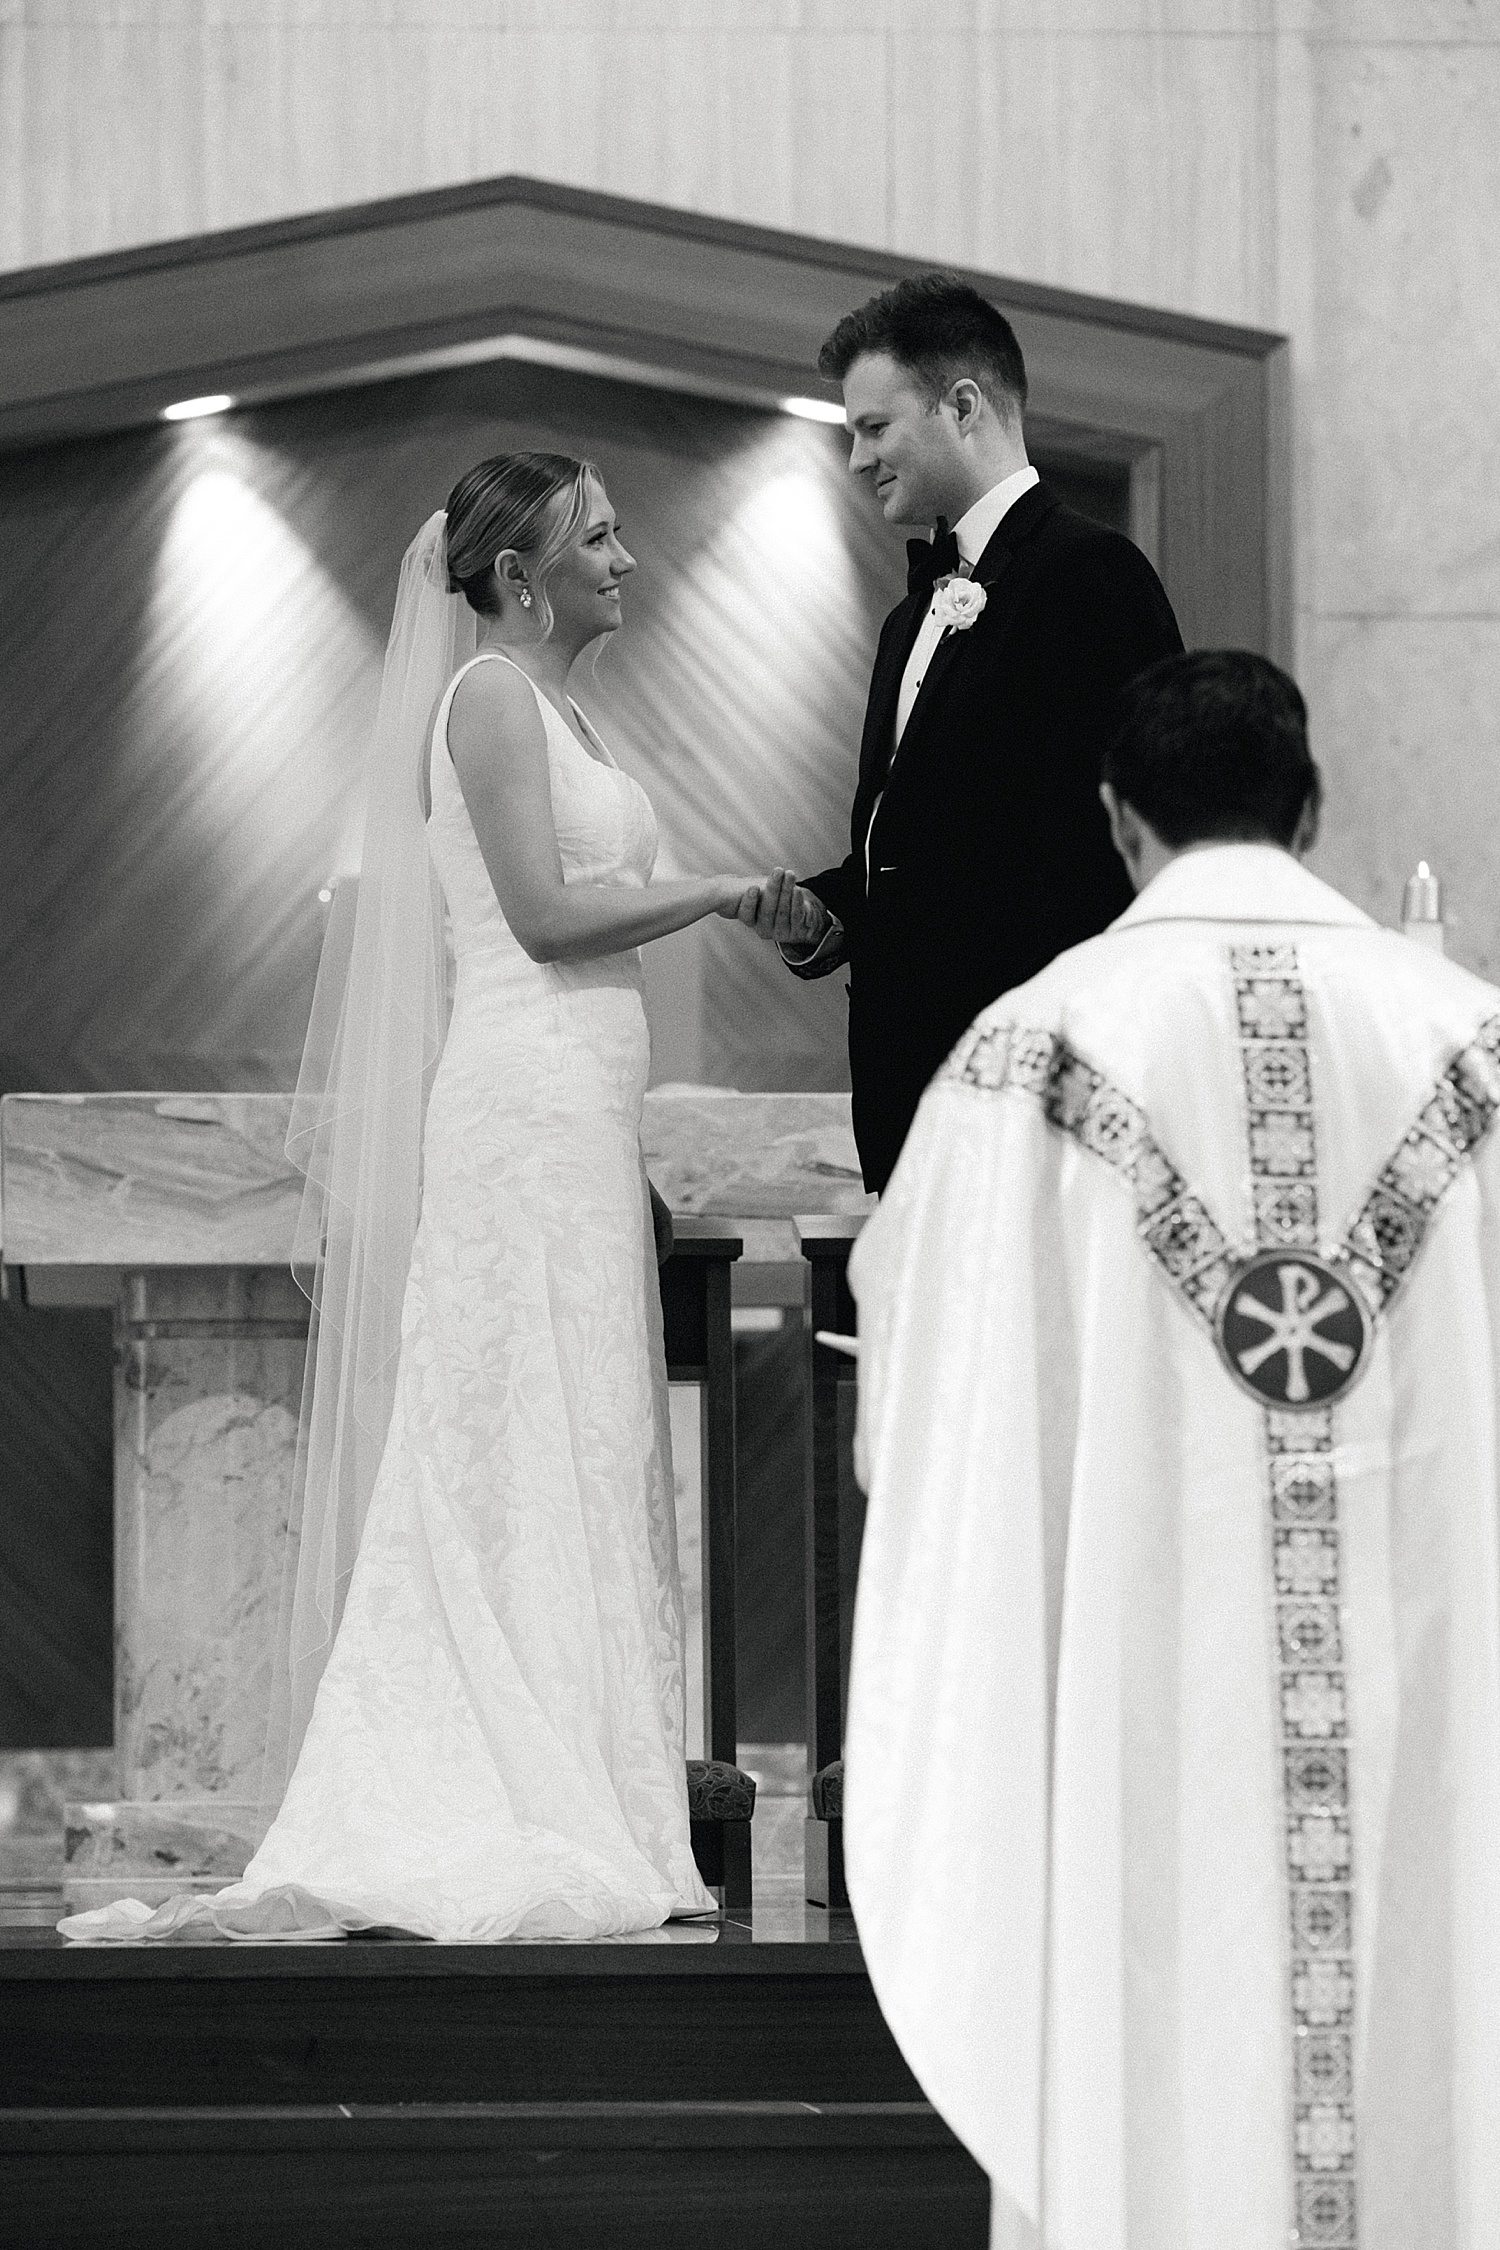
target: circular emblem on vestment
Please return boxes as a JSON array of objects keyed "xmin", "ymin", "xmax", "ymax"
[{"xmin": 1214, "ymin": 1250, "xmax": 1369, "ymax": 1409}]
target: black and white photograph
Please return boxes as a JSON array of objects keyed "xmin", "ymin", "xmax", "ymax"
[{"xmin": 1, "ymin": 6, "xmax": 1496, "ymax": 2246}]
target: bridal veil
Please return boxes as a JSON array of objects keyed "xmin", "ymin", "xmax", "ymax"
[{"xmin": 263, "ymin": 511, "xmax": 476, "ymax": 1809}]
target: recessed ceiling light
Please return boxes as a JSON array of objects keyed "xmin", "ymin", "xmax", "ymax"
[
  {"xmin": 780, "ymin": 395, "xmax": 846, "ymax": 425},
  {"xmin": 162, "ymin": 394, "xmax": 234, "ymax": 422}
]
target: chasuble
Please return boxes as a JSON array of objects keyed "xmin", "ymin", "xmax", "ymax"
[{"xmin": 845, "ymin": 844, "xmax": 1500, "ymax": 2250}]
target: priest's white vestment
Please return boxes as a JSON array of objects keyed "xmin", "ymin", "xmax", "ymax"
[{"xmin": 845, "ymin": 844, "xmax": 1500, "ymax": 2250}]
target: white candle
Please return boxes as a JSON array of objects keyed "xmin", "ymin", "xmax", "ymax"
[{"xmin": 1401, "ymin": 861, "xmax": 1445, "ymax": 953}]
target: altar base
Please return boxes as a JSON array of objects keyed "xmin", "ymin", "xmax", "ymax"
[{"xmin": 114, "ymin": 1268, "xmax": 305, "ymax": 1806}]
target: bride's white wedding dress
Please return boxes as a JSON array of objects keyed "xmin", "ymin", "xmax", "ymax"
[{"xmin": 61, "ymin": 649, "xmax": 716, "ymax": 1943}]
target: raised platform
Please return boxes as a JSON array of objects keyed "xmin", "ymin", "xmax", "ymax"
[
  {"xmin": 1, "ymin": 2100, "xmax": 976, "ymax": 2250},
  {"xmin": 0, "ymin": 1896, "xmax": 988, "ymax": 2249}
]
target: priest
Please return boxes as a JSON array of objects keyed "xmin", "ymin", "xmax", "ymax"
[{"xmin": 844, "ymin": 649, "xmax": 1500, "ymax": 2250}]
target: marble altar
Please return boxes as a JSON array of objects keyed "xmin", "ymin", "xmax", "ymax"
[
  {"xmin": 0, "ymin": 1089, "xmax": 872, "ymax": 1907},
  {"xmin": 0, "ymin": 1094, "xmax": 305, "ymax": 1281},
  {"xmin": 641, "ymin": 1089, "xmax": 871, "ymax": 1261},
  {"xmin": 1, "ymin": 1089, "xmax": 871, "ymax": 1288}
]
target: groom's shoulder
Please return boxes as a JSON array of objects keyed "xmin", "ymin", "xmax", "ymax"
[
  {"xmin": 1026, "ymin": 496, "xmax": 1160, "ymax": 586},
  {"xmin": 1016, "ymin": 499, "xmax": 1177, "ymax": 636}
]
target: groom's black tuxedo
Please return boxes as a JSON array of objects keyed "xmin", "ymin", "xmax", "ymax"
[{"xmin": 797, "ymin": 480, "xmax": 1183, "ymax": 1192}]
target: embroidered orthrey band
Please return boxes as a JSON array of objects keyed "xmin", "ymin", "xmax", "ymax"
[
  {"xmin": 941, "ymin": 1021, "xmax": 1237, "ymax": 1324},
  {"xmin": 1231, "ymin": 942, "xmax": 1356, "ymax": 2250},
  {"xmin": 1338, "ymin": 1012, "xmax": 1500, "ymax": 1316}
]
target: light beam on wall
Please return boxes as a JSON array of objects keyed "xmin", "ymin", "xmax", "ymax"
[
  {"xmin": 736, "ymin": 468, "xmax": 850, "ymax": 569},
  {"xmin": 162, "ymin": 394, "xmax": 235, "ymax": 421},
  {"xmin": 149, "ymin": 444, "xmax": 381, "ymax": 893},
  {"xmin": 643, "ymin": 421, "xmax": 863, "ymax": 874},
  {"xmin": 780, "ymin": 396, "xmax": 845, "ymax": 425}
]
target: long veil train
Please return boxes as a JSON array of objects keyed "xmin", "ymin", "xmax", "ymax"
[{"xmin": 266, "ymin": 511, "xmax": 474, "ymax": 1812}]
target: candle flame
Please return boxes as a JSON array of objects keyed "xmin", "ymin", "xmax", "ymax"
[{"xmin": 1417, "ymin": 860, "xmax": 1431, "ymax": 880}]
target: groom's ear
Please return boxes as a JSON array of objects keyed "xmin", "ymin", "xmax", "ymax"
[{"xmin": 945, "ymin": 378, "xmax": 985, "ymax": 435}]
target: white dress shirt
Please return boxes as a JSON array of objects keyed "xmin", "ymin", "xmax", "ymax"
[
  {"xmin": 785, "ymin": 464, "xmax": 1039, "ymax": 976},
  {"xmin": 891, "ymin": 464, "xmax": 1039, "ymax": 745}
]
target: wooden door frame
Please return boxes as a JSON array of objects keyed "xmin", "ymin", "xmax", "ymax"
[{"xmin": 0, "ymin": 174, "xmax": 1289, "ymax": 659}]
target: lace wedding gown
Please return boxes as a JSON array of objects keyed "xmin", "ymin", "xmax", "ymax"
[{"xmin": 61, "ymin": 650, "xmax": 716, "ymax": 1943}]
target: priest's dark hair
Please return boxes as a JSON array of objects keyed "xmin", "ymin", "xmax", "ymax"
[
  {"xmin": 817, "ymin": 274, "xmax": 1027, "ymax": 419},
  {"xmin": 1102, "ymin": 650, "xmax": 1322, "ymax": 849}
]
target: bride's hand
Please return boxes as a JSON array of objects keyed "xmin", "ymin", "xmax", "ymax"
[
  {"xmin": 744, "ymin": 868, "xmax": 830, "ymax": 948},
  {"xmin": 714, "ymin": 877, "xmax": 765, "ymax": 921}
]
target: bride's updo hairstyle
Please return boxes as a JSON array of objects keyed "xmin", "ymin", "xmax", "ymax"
[{"xmin": 444, "ymin": 451, "xmax": 600, "ymax": 639}]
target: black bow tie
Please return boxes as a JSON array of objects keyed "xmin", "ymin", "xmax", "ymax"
[{"xmin": 906, "ymin": 520, "xmax": 961, "ymax": 598}]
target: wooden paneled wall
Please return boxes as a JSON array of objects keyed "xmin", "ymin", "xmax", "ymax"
[{"xmin": 0, "ymin": 357, "xmax": 915, "ymax": 1099}]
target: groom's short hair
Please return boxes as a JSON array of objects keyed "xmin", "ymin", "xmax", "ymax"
[
  {"xmin": 818, "ymin": 274, "xmax": 1028, "ymax": 418},
  {"xmin": 1103, "ymin": 650, "xmax": 1322, "ymax": 850}
]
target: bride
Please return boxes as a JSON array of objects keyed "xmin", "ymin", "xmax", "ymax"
[{"xmin": 62, "ymin": 451, "xmax": 823, "ymax": 1944}]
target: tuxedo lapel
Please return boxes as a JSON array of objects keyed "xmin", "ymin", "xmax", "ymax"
[
  {"xmin": 888, "ymin": 482, "xmax": 1057, "ymax": 773},
  {"xmin": 859, "ymin": 590, "xmax": 928, "ymax": 787}
]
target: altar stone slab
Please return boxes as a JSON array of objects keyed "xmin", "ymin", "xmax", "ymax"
[
  {"xmin": 0, "ymin": 1093, "xmax": 303, "ymax": 1268},
  {"xmin": 640, "ymin": 1091, "xmax": 873, "ymax": 1266},
  {"xmin": 1, "ymin": 1089, "xmax": 872, "ymax": 1274}
]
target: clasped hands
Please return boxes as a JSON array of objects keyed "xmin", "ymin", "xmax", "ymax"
[{"xmin": 719, "ymin": 867, "xmax": 832, "ymax": 955}]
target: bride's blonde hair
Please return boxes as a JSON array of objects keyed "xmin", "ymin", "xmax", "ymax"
[{"xmin": 444, "ymin": 452, "xmax": 600, "ymax": 639}]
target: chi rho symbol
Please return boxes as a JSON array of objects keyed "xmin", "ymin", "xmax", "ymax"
[{"xmin": 1218, "ymin": 1253, "xmax": 1369, "ymax": 1407}]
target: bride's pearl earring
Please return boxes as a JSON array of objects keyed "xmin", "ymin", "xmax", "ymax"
[{"xmin": 519, "ymin": 588, "xmax": 533, "ymax": 610}]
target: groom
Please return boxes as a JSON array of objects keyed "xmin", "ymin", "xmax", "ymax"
[{"xmin": 767, "ymin": 273, "xmax": 1184, "ymax": 1192}]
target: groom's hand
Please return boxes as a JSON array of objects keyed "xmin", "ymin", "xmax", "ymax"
[
  {"xmin": 783, "ymin": 886, "xmax": 832, "ymax": 954},
  {"xmin": 750, "ymin": 869, "xmax": 830, "ymax": 950}
]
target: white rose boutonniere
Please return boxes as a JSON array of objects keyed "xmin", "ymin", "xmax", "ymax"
[{"xmin": 930, "ymin": 576, "xmax": 988, "ymax": 635}]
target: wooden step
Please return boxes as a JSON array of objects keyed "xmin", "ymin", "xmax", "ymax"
[
  {"xmin": 3, "ymin": 1932, "xmax": 922, "ymax": 2110},
  {"xmin": 2, "ymin": 1921, "xmax": 991, "ymax": 2243},
  {"xmin": 0, "ymin": 2099, "xmax": 989, "ymax": 2249}
]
